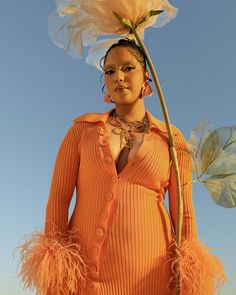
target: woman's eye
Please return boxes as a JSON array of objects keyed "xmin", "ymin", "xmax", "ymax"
[
  {"xmin": 105, "ymin": 70, "xmax": 114, "ymax": 75},
  {"xmin": 124, "ymin": 66, "xmax": 135, "ymax": 72}
]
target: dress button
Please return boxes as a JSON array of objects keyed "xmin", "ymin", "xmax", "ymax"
[
  {"xmin": 107, "ymin": 192, "xmax": 114, "ymax": 200},
  {"xmin": 105, "ymin": 156, "xmax": 113, "ymax": 164},
  {"xmin": 96, "ymin": 228, "xmax": 104, "ymax": 237},
  {"xmin": 100, "ymin": 211, "xmax": 108, "ymax": 220},
  {"xmin": 91, "ymin": 265, "xmax": 97, "ymax": 272},
  {"xmin": 112, "ymin": 175, "xmax": 118, "ymax": 183},
  {"xmin": 88, "ymin": 283, "xmax": 97, "ymax": 292},
  {"xmin": 99, "ymin": 138, "xmax": 109, "ymax": 146},
  {"xmin": 92, "ymin": 247, "xmax": 99, "ymax": 257},
  {"xmin": 100, "ymin": 129, "xmax": 106, "ymax": 136}
]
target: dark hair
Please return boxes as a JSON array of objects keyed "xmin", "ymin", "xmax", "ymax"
[
  {"xmin": 100, "ymin": 38, "xmax": 147, "ymax": 71},
  {"xmin": 100, "ymin": 38, "xmax": 151, "ymax": 93}
]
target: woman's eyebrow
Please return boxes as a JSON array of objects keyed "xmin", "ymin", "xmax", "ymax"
[{"xmin": 104, "ymin": 61, "xmax": 136, "ymax": 71}]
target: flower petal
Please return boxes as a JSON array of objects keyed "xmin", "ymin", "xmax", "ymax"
[
  {"xmin": 85, "ymin": 38, "xmax": 122, "ymax": 70},
  {"xmin": 48, "ymin": 0, "xmax": 178, "ymax": 62}
]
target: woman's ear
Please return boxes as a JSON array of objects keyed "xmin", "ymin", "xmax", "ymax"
[{"xmin": 145, "ymin": 71, "xmax": 152, "ymax": 81}]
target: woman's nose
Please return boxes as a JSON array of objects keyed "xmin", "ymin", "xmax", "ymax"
[{"xmin": 115, "ymin": 70, "xmax": 124, "ymax": 82}]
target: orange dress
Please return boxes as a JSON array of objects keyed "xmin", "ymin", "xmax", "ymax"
[{"xmin": 44, "ymin": 108, "xmax": 198, "ymax": 295}]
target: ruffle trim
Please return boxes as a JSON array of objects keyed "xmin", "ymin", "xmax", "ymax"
[
  {"xmin": 16, "ymin": 230, "xmax": 88, "ymax": 295},
  {"xmin": 168, "ymin": 239, "xmax": 227, "ymax": 295}
]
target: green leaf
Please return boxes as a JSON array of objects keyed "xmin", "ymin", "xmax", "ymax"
[
  {"xmin": 150, "ymin": 10, "xmax": 164, "ymax": 16},
  {"xmin": 137, "ymin": 10, "xmax": 164, "ymax": 26},
  {"xmin": 113, "ymin": 12, "xmax": 133, "ymax": 29}
]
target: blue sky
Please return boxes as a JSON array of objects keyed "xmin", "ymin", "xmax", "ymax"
[{"xmin": 0, "ymin": 1, "xmax": 236, "ymax": 294}]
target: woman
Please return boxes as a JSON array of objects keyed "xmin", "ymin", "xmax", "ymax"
[{"xmin": 19, "ymin": 39, "xmax": 220, "ymax": 295}]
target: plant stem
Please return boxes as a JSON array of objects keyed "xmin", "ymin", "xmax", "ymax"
[{"xmin": 132, "ymin": 28, "xmax": 183, "ymax": 295}]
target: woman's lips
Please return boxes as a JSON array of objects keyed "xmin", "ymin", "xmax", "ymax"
[{"xmin": 115, "ymin": 86, "xmax": 128, "ymax": 92}]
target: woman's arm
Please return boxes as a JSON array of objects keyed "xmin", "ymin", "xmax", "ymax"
[
  {"xmin": 168, "ymin": 130, "xmax": 227, "ymax": 294},
  {"xmin": 168, "ymin": 130, "xmax": 198, "ymax": 241},
  {"xmin": 45, "ymin": 122, "xmax": 83, "ymax": 235},
  {"xmin": 18, "ymin": 122, "xmax": 88, "ymax": 295}
]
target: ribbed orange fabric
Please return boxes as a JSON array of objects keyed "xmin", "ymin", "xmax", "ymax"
[{"xmin": 44, "ymin": 108, "xmax": 198, "ymax": 295}]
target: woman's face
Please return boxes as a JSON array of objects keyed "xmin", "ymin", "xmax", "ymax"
[{"xmin": 104, "ymin": 46, "xmax": 145, "ymax": 105}]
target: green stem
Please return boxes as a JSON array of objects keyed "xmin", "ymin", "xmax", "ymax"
[{"xmin": 132, "ymin": 28, "xmax": 183, "ymax": 295}]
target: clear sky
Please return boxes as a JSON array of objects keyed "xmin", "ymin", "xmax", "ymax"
[{"xmin": 0, "ymin": 1, "xmax": 236, "ymax": 294}]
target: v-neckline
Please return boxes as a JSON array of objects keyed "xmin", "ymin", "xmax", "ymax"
[
  {"xmin": 102, "ymin": 124, "xmax": 149, "ymax": 176},
  {"xmin": 115, "ymin": 145, "xmax": 131, "ymax": 174}
]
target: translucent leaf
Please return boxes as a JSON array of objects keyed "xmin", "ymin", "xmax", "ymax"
[
  {"xmin": 204, "ymin": 174, "xmax": 236, "ymax": 208},
  {"xmin": 201, "ymin": 126, "xmax": 236, "ymax": 175},
  {"xmin": 187, "ymin": 120, "xmax": 214, "ymax": 177},
  {"xmin": 188, "ymin": 121, "xmax": 236, "ymax": 177},
  {"xmin": 200, "ymin": 129, "xmax": 220, "ymax": 175},
  {"xmin": 188, "ymin": 121, "xmax": 236, "ymax": 209}
]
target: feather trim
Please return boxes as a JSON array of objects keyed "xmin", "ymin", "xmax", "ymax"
[
  {"xmin": 16, "ymin": 230, "xmax": 88, "ymax": 295},
  {"xmin": 168, "ymin": 239, "xmax": 227, "ymax": 295}
]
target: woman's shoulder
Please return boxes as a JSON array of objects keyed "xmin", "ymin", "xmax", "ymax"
[
  {"xmin": 72, "ymin": 110, "xmax": 112, "ymax": 125},
  {"xmin": 146, "ymin": 110, "xmax": 188, "ymax": 151},
  {"xmin": 63, "ymin": 111, "xmax": 109, "ymax": 143},
  {"xmin": 146, "ymin": 110, "xmax": 183, "ymax": 137}
]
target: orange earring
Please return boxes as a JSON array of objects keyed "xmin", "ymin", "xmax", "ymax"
[
  {"xmin": 141, "ymin": 81, "xmax": 153, "ymax": 97},
  {"xmin": 103, "ymin": 92, "xmax": 114, "ymax": 104}
]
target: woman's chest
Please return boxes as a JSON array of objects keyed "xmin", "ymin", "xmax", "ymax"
[
  {"xmin": 79, "ymin": 124, "xmax": 171, "ymax": 184},
  {"xmin": 105, "ymin": 123, "xmax": 145, "ymax": 163}
]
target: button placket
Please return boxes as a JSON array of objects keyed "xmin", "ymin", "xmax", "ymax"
[
  {"xmin": 112, "ymin": 174, "xmax": 118, "ymax": 183},
  {"xmin": 99, "ymin": 126, "xmax": 106, "ymax": 136},
  {"xmin": 98, "ymin": 126, "xmax": 117, "ymax": 175},
  {"xmin": 95, "ymin": 227, "xmax": 104, "ymax": 238},
  {"xmin": 91, "ymin": 213, "xmax": 109, "ymax": 262},
  {"xmin": 91, "ymin": 265, "xmax": 97, "ymax": 272},
  {"xmin": 92, "ymin": 246, "xmax": 99, "ymax": 257},
  {"xmin": 107, "ymin": 192, "xmax": 114, "ymax": 201},
  {"xmin": 104, "ymin": 156, "xmax": 113, "ymax": 164},
  {"xmin": 99, "ymin": 134, "xmax": 109, "ymax": 147},
  {"xmin": 100, "ymin": 211, "xmax": 108, "ymax": 220}
]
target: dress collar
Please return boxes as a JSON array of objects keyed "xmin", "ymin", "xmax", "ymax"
[{"xmin": 73, "ymin": 108, "xmax": 178, "ymax": 135}]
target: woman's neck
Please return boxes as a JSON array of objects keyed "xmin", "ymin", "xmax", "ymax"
[{"xmin": 114, "ymin": 100, "xmax": 146, "ymax": 122}]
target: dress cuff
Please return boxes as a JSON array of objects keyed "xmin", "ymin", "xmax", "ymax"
[
  {"xmin": 17, "ymin": 229, "xmax": 88, "ymax": 295},
  {"xmin": 168, "ymin": 238, "xmax": 227, "ymax": 294}
]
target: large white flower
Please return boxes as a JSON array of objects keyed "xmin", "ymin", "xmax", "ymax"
[{"xmin": 49, "ymin": 0, "xmax": 178, "ymax": 62}]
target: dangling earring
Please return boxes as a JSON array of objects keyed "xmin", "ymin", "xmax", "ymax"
[
  {"xmin": 103, "ymin": 92, "xmax": 113, "ymax": 104},
  {"xmin": 141, "ymin": 81, "xmax": 153, "ymax": 97}
]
